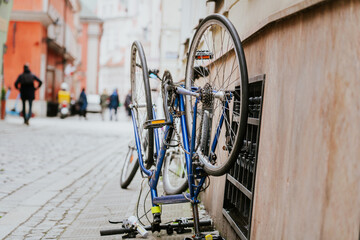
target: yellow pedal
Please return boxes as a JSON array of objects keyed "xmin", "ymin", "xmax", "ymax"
[
  {"xmin": 144, "ymin": 119, "xmax": 170, "ymax": 129},
  {"xmin": 151, "ymin": 119, "xmax": 166, "ymax": 124}
]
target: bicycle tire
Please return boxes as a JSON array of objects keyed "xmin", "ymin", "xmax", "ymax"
[
  {"xmin": 162, "ymin": 129, "xmax": 188, "ymax": 195},
  {"xmin": 131, "ymin": 41, "xmax": 154, "ymax": 169},
  {"xmin": 120, "ymin": 143, "xmax": 140, "ymax": 189},
  {"xmin": 185, "ymin": 14, "xmax": 248, "ymax": 176}
]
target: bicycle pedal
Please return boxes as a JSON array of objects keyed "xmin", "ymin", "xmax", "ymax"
[
  {"xmin": 122, "ymin": 232, "xmax": 137, "ymax": 239},
  {"xmin": 144, "ymin": 119, "xmax": 171, "ymax": 129}
]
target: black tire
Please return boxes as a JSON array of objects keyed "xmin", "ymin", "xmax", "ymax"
[
  {"xmin": 185, "ymin": 14, "xmax": 248, "ymax": 176},
  {"xmin": 130, "ymin": 41, "xmax": 154, "ymax": 169},
  {"xmin": 120, "ymin": 142, "xmax": 140, "ymax": 189}
]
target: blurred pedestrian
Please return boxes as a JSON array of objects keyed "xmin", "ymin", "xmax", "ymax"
[
  {"xmin": 14, "ymin": 64, "xmax": 42, "ymax": 125},
  {"xmin": 57, "ymin": 82, "xmax": 71, "ymax": 118},
  {"xmin": 100, "ymin": 89, "xmax": 109, "ymax": 121},
  {"xmin": 78, "ymin": 88, "xmax": 87, "ymax": 119},
  {"xmin": 109, "ymin": 89, "xmax": 119, "ymax": 121},
  {"xmin": 124, "ymin": 90, "xmax": 132, "ymax": 117}
]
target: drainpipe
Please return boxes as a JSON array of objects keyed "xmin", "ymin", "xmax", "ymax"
[{"xmin": 1, "ymin": 45, "xmax": 6, "ymax": 120}]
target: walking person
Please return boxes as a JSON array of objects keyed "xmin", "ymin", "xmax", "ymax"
[
  {"xmin": 100, "ymin": 89, "xmax": 109, "ymax": 121},
  {"xmin": 78, "ymin": 88, "xmax": 88, "ymax": 119},
  {"xmin": 109, "ymin": 89, "xmax": 120, "ymax": 121},
  {"xmin": 124, "ymin": 90, "xmax": 132, "ymax": 117},
  {"xmin": 14, "ymin": 64, "xmax": 42, "ymax": 125}
]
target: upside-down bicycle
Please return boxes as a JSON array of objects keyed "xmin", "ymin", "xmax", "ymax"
[{"xmin": 101, "ymin": 14, "xmax": 249, "ymax": 240}]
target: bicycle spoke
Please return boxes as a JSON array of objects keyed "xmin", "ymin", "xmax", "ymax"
[{"xmin": 185, "ymin": 15, "xmax": 248, "ymax": 176}]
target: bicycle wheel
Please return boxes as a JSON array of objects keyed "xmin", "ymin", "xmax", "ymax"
[
  {"xmin": 131, "ymin": 41, "xmax": 154, "ymax": 169},
  {"xmin": 185, "ymin": 14, "xmax": 248, "ymax": 176},
  {"xmin": 163, "ymin": 120, "xmax": 188, "ymax": 195},
  {"xmin": 120, "ymin": 142, "xmax": 139, "ymax": 189}
]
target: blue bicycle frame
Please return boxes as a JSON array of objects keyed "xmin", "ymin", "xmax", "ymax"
[
  {"xmin": 131, "ymin": 90, "xmax": 206, "ymax": 204},
  {"xmin": 130, "ymin": 85, "xmax": 228, "ymax": 236}
]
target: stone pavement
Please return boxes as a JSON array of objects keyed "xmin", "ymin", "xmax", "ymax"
[{"xmin": 0, "ymin": 111, "xmax": 213, "ymax": 240}]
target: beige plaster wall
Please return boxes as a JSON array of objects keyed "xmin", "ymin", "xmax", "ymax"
[
  {"xmin": 203, "ymin": 1, "xmax": 360, "ymax": 239},
  {"xmin": 218, "ymin": 0, "xmax": 326, "ymax": 41}
]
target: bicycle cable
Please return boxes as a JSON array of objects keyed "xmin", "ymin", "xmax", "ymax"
[
  {"xmin": 143, "ymin": 188, "xmax": 152, "ymax": 224},
  {"xmin": 136, "ymin": 178, "xmax": 152, "ymax": 226}
]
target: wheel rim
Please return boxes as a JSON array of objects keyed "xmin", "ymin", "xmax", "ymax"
[
  {"xmin": 163, "ymin": 117, "xmax": 188, "ymax": 194},
  {"xmin": 131, "ymin": 42, "xmax": 153, "ymax": 169},
  {"xmin": 121, "ymin": 150, "xmax": 136, "ymax": 182},
  {"xmin": 163, "ymin": 147, "xmax": 187, "ymax": 194},
  {"xmin": 185, "ymin": 16, "xmax": 248, "ymax": 175}
]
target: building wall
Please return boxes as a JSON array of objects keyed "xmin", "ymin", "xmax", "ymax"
[
  {"xmin": 0, "ymin": 0, "xmax": 13, "ymax": 88},
  {"xmin": 48, "ymin": 0, "xmax": 79, "ymax": 60},
  {"xmin": 198, "ymin": 1, "xmax": 360, "ymax": 239},
  {"xmin": 12, "ymin": 0, "xmax": 43, "ymax": 11},
  {"xmin": 97, "ymin": 0, "xmax": 160, "ymax": 100},
  {"xmin": 46, "ymin": 48, "xmax": 64, "ymax": 102},
  {"xmin": 4, "ymin": 0, "xmax": 82, "ymax": 117},
  {"xmin": 159, "ymin": 0, "xmax": 181, "ymax": 76},
  {"xmin": 85, "ymin": 22, "xmax": 102, "ymax": 94},
  {"xmin": 78, "ymin": 22, "xmax": 88, "ymax": 92},
  {"xmin": 4, "ymin": 21, "xmax": 45, "ymax": 101},
  {"xmin": 248, "ymin": 1, "xmax": 360, "ymax": 239}
]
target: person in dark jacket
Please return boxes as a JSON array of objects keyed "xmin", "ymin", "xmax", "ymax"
[
  {"xmin": 14, "ymin": 64, "xmax": 42, "ymax": 125},
  {"xmin": 100, "ymin": 89, "xmax": 109, "ymax": 121},
  {"xmin": 78, "ymin": 88, "xmax": 88, "ymax": 119},
  {"xmin": 109, "ymin": 89, "xmax": 120, "ymax": 121},
  {"xmin": 124, "ymin": 90, "xmax": 132, "ymax": 117}
]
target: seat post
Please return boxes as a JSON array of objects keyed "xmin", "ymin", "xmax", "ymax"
[{"xmin": 192, "ymin": 202, "xmax": 202, "ymax": 240}]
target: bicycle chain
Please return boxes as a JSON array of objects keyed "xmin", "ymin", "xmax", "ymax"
[
  {"xmin": 195, "ymin": 108, "xmax": 204, "ymax": 152},
  {"xmin": 194, "ymin": 83, "xmax": 213, "ymax": 153},
  {"xmin": 161, "ymin": 74, "xmax": 190, "ymax": 155},
  {"xmin": 170, "ymin": 103, "xmax": 191, "ymax": 155}
]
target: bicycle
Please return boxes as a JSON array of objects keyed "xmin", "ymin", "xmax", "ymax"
[
  {"xmin": 120, "ymin": 71, "xmax": 188, "ymax": 194},
  {"xmin": 101, "ymin": 14, "xmax": 248, "ymax": 239}
]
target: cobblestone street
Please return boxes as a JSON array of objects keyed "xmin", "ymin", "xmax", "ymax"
[
  {"xmin": 0, "ymin": 112, "xmax": 131, "ymax": 239},
  {"xmin": 0, "ymin": 112, "xmax": 202, "ymax": 240}
]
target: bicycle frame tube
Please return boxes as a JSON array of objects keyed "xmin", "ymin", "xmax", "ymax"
[
  {"xmin": 131, "ymin": 108, "xmax": 152, "ymax": 176},
  {"xmin": 149, "ymin": 125, "xmax": 173, "ymax": 206},
  {"xmin": 210, "ymin": 99, "xmax": 229, "ymax": 154},
  {"xmin": 190, "ymin": 98, "xmax": 199, "ymax": 157},
  {"xmin": 178, "ymin": 95, "xmax": 196, "ymax": 198},
  {"xmin": 133, "ymin": 90, "xmax": 205, "ymax": 208},
  {"xmin": 152, "ymin": 108, "xmax": 160, "ymax": 156},
  {"xmin": 149, "ymin": 125, "xmax": 173, "ymax": 190}
]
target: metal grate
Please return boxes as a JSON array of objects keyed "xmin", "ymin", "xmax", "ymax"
[{"xmin": 222, "ymin": 74, "xmax": 265, "ymax": 240}]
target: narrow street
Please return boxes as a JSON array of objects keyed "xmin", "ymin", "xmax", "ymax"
[
  {"xmin": 0, "ymin": 111, "xmax": 132, "ymax": 239},
  {"xmin": 0, "ymin": 111, "xmax": 199, "ymax": 239}
]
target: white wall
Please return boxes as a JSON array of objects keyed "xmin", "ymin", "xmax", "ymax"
[
  {"xmin": 85, "ymin": 23, "xmax": 102, "ymax": 94},
  {"xmin": 97, "ymin": 0, "xmax": 162, "ymax": 98},
  {"xmin": 159, "ymin": 0, "xmax": 181, "ymax": 78}
]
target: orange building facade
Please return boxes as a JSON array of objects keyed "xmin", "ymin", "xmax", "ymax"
[{"xmin": 4, "ymin": 0, "xmax": 81, "ymax": 116}]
